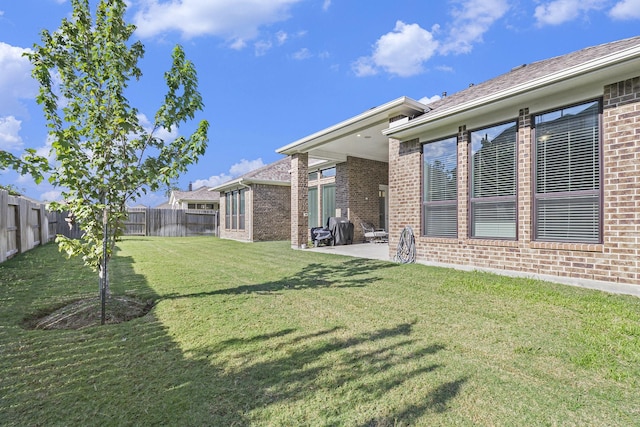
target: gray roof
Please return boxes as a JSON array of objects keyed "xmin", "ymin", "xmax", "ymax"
[
  {"xmin": 240, "ymin": 156, "xmax": 291, "ymax": 183},
  {"xmin": 172, "ymin": 186, "xmax": 220, "ymax": 202},
  {"xmin": 211, "ymin": 156, "xmax": 291, "ymax": 192},
  {"xmin": 424, "ymin": 36, "xmax": 640, "ymax": 114}
]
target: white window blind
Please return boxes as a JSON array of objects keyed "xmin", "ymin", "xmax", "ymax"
[
  {"xmin": 308, "ymin": 187, "xmax": 318, "ymax": 228},
  {"xmin": 423, "ymin": 137, "xmax": 458, "ymax": 238},
  {"xmin": 534, "ymin": 101, "xmax": 600, "ymax": 242},
  {"xmin": 321, "ymin": 184, "xmax": 335, "ymax": 227},
  {"xmin": 470, "ymin": 122, "xmax": 517, "ymax": 239}
]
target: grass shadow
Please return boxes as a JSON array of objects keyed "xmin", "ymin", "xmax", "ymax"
[
  {"xmin": 1, "ymin": 243, "xmax": 459, "ymax": 425},
  {"xmin": 163, "ymin": 258, "xmax": 397, "ymax": 300}
]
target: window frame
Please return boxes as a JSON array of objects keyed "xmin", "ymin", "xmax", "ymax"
[
  {"xmin": 532, "ymin": 99, "xmax": 603, "ymax": 243},
  {"xmin": 468, "ymin": 120, "xmax": 519, "ymax": 240},
  {"xmin": 225, "ymin": 189, "xmax": 246, "ymax": 230},
  {"xmin": 422, "ymin": 135, "xmax": 459, "ymax": 238},
  {"xmin": 225, "ymin": 193, "xmax": 231, "ymax": 229}
]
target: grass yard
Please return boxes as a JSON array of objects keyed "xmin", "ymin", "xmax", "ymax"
[{"xmin": 1, "ymin": 237, "xmax": 639, "ymax": 426}]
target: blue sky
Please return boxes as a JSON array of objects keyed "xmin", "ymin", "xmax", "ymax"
[{"xmin": 1, "ymin": 0, "xmax": 639, "ymax": 206}]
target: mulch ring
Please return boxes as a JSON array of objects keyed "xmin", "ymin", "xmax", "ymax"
[{"xmin": 23, "ymin": 296, "xmax": 154, "ymax": 330}]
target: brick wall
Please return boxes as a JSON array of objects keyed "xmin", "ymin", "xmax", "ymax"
[
  {"xmin": 388, "ymin": 138, "xmax": 422, "ymax": 250},
  {"xmin": 290, "ymin": 153, "xmax": 309, "ymax": 247},
  {"xmin": 337, "ymin": 157, "xmax": 388, "ymax": 242},
  {"xmin": 252, "ymin": 184, "xmax": 291, "ymax": 241},
  {"xmin": 388, "ymin": 76, "xmax": 640, "ymax": 286}
]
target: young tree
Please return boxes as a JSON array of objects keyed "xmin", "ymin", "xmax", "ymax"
[
  {"xmin": 0, "ymin": 150, "xmax": 48, "ymax": 184},
  {"xmin": 26, "ymin": 0, "xmax": 209, "ymax": 323}
]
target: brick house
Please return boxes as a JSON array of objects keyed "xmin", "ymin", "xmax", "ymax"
[
  {"xmin": 211, "ymin": 157, "xmax": 291, "ymax": 242},
  {"xmin": 168, "ymin": 185, "xmax": 220, "ymax": 210},
  {"xmin": 277, "ymin": 36, "xmax": 640, "ymax": 289}
]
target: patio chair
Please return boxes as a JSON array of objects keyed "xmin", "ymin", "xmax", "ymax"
[{"xmin": 360, "ymin": 222, "xmax": 388, "ymax": 243}]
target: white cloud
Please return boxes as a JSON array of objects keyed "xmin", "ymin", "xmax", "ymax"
[
  {"xmin": 534, "ymin": 0, "xmax": 607, "ymax": 26},
  {"xmin": 609, "ymin": 0, "xmax": 640, "ymax": 19},
  {"xmin": 254, "ymin": 30, "xmax": 291, "ymax": 56},
  {"xmin": 229, "ymin": 158, "xmax": 265, "ymax": 175},
  {"xmin": 192, "ymin": 158, "xmax": 265, "ymax": 188},
  {"xmin": 40, "ymin": 190, "xmax": 63, "ymax": 203},
  {"xmin": 0, "ymin": 116, "xmax": 23, "ymax": 151},
  {"xmin": 293, "ymin": 48, "xmax": 312, "ymax": 60},
  {"xmin": 440, "ymin": 0, "xmax": 510, "ymax": 54},
  {"xmin": 353, "ymin": 21, "xmax": 439, "ymax": 78},
  {"xmin": 0, "ymin": 42, "xmax": 37, "ymax": 116},
  {"xmin": 191, "ymin": 174, "xmax": 233, "ymax": 189},
  {"xmin": 322, "ymin": 0, "xmax": 331, "ymax": 11},
  {"xmin": 137, "ymin": 113, "xmax": 179, "ymax": 142},
  {"xmin": 352, "ymin": 56, "xmax": 378, "ymax": 77},
  {"xmin": 133, "ymin": 0, "xmax": 302, "ymax": 48},
  {"xmin": 418, "ymin": 95, "xmax": 442, "ymax": 105},
  {"xmin": 254, "ymin": 39, "xmax": 273, "ymax": 56},
  {"xmin": 276, "ymin": 30, "xmax": 288, "ymax": 45}
]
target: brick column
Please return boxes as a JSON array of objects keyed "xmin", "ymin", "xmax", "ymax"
[
  {"xmin": 388, "ymin": 137, "xmax": 421, "ymax": 256},
  {"xmin": 518, "ymin": 108, "xmax": 532, "ymax": 244},
  {"xmin": 290, "ymin": 153, "xmax": 309, "ymax": 248},
  {"xmin": 602, "ymin": 76, "xmax": 640, "ymax": 283},
  {"xmin": 457, "ymin": 126, "xmax": 468, "ymax": 241}
]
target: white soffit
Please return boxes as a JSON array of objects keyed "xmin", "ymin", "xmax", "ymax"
[{"xmin": 276, "ymin": 97, "xmax": 426, "ymax": 156}]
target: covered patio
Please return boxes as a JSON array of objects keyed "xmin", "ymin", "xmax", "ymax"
[{"xmin": 276, "ymin": 97, "xmax": 427, "ymax": 250}]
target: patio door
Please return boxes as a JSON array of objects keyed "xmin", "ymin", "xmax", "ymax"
[{"xmin": 379, "ymin": 184, "xmax": 388, "ymax": 231}]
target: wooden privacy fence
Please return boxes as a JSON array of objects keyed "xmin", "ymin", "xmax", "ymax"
[
  {"xmin": 0, "ymin": 189, "xmax": 52, "ymax": 263},
  {"xmin": 122, "ymin": 208, "xmax": 219, "ymax": 237},
  {"xmin": 51, "ymin": 208, "xmax": 219, "ymax": 239},
  {"xmin": 1, "ymin": 190, "xmax": 219, "ymax": 265}
]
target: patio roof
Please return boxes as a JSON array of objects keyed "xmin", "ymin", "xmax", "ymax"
[{"xmin": 276, "ymin": 97, "xmax": 427, "ymax": 163}]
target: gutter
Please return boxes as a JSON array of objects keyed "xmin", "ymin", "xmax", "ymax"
[
  {"xmin": 384, "ymin": 43, "xmax": 640, "ymax": 138},
  {"xmin": 209, "ymin": 178, "xmax": 290, "ymax": 193}
]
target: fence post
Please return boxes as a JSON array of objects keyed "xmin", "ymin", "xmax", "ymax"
[
  {"xmin": 40, "ymin": 204, "xmax": 48, "ymax": 246},
  {"xmin": 0, "ymin": 189, "xmax": 7, "ymax": 263}
]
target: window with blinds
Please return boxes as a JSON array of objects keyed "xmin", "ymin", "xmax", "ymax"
[
  {"xmin": 534, "ymin": 100, "xmax": 601, "ymax": 242},
  {"xmin": 239, "ymin": 189, "xmax": 245, "ymax": 230},
  {"xmin": 231, "ymin": 190, "xmax": 238, "ymax": 229},
  {"xmin": 321, "ymin": 184, "xmax": 336, "ymax": 227},
  {"xmin": 308, "ymin": 187, "xmax": 318, "ymax": 228},
  {"xmin": 470, "ymin": 121, "xmax": 517, "ymax": 239},
  {"xmin": 226, "ymin": 189, "xmax": 246, "ymax": 230},
  {"xmin": 225, "ymin": 193, "xmax": 231, "ymax": 229},
  {"xmin": 423, "ymin": 136, "xmax": 458, "ymax": 238}
]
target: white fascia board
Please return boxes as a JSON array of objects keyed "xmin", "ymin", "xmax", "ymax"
[
  {"xmin": 384, "ymin": 45, "xmax": 640, "ymax": 138},
  {"xmin": 276, "ymin": 96, "xmax": 426, "ymax": 155},
  {"xmin": 245, "ymin": 179, "xmax": 291, "ymax": 187},
  {"xmin": 209, "ymin": 178, "xmax": 243, "ymax": 192},
  {"xmin": 210, "ymin": 178, "xmax": 290, "ymax": 193}
]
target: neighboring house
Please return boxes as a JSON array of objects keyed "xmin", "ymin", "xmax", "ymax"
[
  {"xmin": 277, "ymin": 36, "xmax": 640, "ymax": 289},
  {"xmin": 168, "ymin": 185, "xmax": 220, "ymax": 211},
  {"xmin": 211, "ymin": 157, "xmax": 291, "ymax": 242}
]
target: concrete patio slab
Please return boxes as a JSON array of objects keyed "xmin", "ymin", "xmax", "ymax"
[{"xmin": 305, "ymin": 242, "xmax": 391, "ymax": 262}]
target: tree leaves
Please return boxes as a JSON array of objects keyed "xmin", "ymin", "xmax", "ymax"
[{"xmin": 24, "ymin": 0, "xmax": 209, "ymax": 280}]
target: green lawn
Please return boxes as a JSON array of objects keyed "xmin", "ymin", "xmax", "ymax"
[{"xmin": 1, "ymin": 237, "xmax": 639, "ymax": 426}]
